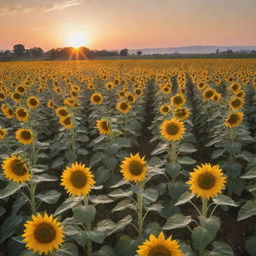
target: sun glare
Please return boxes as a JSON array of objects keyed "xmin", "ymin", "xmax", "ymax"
[{"xmin": 66, "ymin": 32, "xmax": 88, "ymax": 48}]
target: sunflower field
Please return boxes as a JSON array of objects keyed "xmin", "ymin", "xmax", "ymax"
[{"xmin": 0, "ymin": 59, "xmax": 256, "ymax": 256}]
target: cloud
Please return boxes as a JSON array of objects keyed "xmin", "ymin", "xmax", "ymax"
[{"xmin": 0, "ymin": 0, "xmax": 82, "ymax": 15}]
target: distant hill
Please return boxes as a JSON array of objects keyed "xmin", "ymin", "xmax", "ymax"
[{"xmin": 128, "ymin": 46, "xmax": 256, "ymax": 55}]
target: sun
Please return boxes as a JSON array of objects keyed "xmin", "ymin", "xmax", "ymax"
[{"xmin": 66, "ymin": 32, "xmax": 88, "ymax": 48}]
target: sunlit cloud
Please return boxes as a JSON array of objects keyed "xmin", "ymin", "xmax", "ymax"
[{"xmin": 0, "ymin": 0, "xmax": 82, "ymax": 16}]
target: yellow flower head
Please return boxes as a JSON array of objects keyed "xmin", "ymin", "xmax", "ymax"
[
  {"xmin": 96, "ymin": 119, "xmax": 112, "ymax": 135},
  {"xmin": 22, "ymin": 212, "xmax": 64, "ymax": 255},
  {"xmin": 225, "ymin": 112, "xmax": 243, "ymax": 128},
  {"xmin": 16, "ymin": 128, "xmax": 34, "ymax": 144},
  {"xmin": 187, "ymin": 163, "xmax": 226, "ymax": 199},
  {"xmin": 160, "ymin": 119, "xmax": 185, "ymax": 141}
]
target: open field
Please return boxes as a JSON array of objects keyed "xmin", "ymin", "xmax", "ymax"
[{"xmin": 0, "ymin": 59, "xmax": 256, "ymax": 256}]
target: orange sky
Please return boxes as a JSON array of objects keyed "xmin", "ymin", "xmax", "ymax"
[{"xmin": 0, "ymin": 0, "xmax": 255, "ymax": 51}]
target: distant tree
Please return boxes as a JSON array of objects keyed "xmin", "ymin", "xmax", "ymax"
[
  {"xmin": 226, "ymin": 49, "xmax": 233, "ymax": 54},
  {"xmin": 216, "ymin": 49, "xmax": 220, "ymax": 54},
  {"xmin": 137, "ymin": 50, "xmax": 142, "ymax": 56},
  {"xmin": 13, "ymin": 44, "xmax": 25, "ymax": 56},
  {"xmin": 30, "ymin": 47, "xmax": 44, "ymax": 57},
  {"xmin": 120, "ymin": 48, "xmax": 128, "ymax": 56}
]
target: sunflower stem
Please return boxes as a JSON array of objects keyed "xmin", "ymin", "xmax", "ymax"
[
  {"xmin": 29, "ymin": 141, "xmax": 37, "ymax": 215},
  {"xmin": 84, "ymin": 196, "xmax": 93, "ymax": 256},
  {"xmin": 169, "ymin": 141, "xmax": 177, "ymax": 164},
  {"xmin": 201, "ymin": 198, "xmax": 208, "ymax": 217},
  {"xmin": 137, "ymin": 182, "xmax": 144, "ymax": 240}
]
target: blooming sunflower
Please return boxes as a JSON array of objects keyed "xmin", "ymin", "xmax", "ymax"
[
  {"xmin": 225, "ymin": 112, "xmax": 243, "ymax": 128},
  {"xmin": 47, "ymin": 100, "xmax": 54, "ymax": 109},
  {"xmin": 11, "ymin": 92, "xmax": 22, "ymax": 103},
  {"xmin": 16, "ymin": 128, "xmax": 34, "ymax": 144},
  {"xmin": 229, "ymin": 97, "xmax": 244, "ymax": 111},
  {"xmin": 90, "ymin": 92, "xmax": 103, "ymax": 105},
  {"xmin": 55, "ymin": 107, "xmax": 69, "ymax": 119},
  {"xmin": 120, "ymin": 153, "xmax": 147, "ymax": 183},
  {"xmin": 187, "ymin": 163, "xmax": 226, "ymax": 199},
  {"xmin": 174, "ymin": 107, "xmax": 190, "ymax": 121},
  {"xmin": 22, "ymin": 212, "xmax": 64, "ymax": 255},
  {"xmin": 170, "ymin": 94, "xmax": 185, "ymax": 108},
  {"xmin": 1, "ymin": 104, "xmax": 14, "ymax": 119},
  {"xmin": 27, "ymin": 96, "xmax": 40, "ymax": 110},
  {"xmin": 116, "ymin": 101, "xmax": 132, "ymax": 114},
  {"xmin": 202, "ymin": 88, "xmax": 215, "ymax": 100},
  {"xmin": 59, "ymin": 115, "xmax": 73, "ymax": 129},
  {"xmin": 126, "ymin": 93, "xmax": 136, "ymax": 104},
  {"xmin": 96, "ymin": 119, "xmax": 112, "ymax": 135},
  {"xmin": 61, "ymin": 162, "xmax": 95, "ymax": 197},
  {"xmin": 160, "ymin": 104, "xmax": 171, "ymax": 115},
  {"xmin": 0, "ymin": 128, "xmax": 8, "ymax": 141},
  {"xmin": 15, "ymin": 107, "xmax": 30, "ymax": 122},
  {"xmin": 137, "ymin": 232, "xmax": 184, "ymax": 256},
  {"xmin": 2, "ymin": 154, "xmax": 30, "ymax": 183},
  {"xmin": 160, "ymin": 119, "xmax": 185, "ymax": 141}
]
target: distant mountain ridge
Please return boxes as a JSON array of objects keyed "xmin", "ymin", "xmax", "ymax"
[{"xmin": 128, "ymin": 46, "xmax": 256, "ymax": 55}]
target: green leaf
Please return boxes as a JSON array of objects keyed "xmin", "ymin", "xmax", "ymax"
[
  {"xmin": 175, "ymin": 191, "xmax": 195, "ymax": 206},
  {"xmin": 90, "ymin": 195, "xmax": 113, "ymax": 204},
  {"xmin": 143, "ymin": 188, "xmax": 159, "ymax": 203},
  {"xmin": 54, "ymin": 197, "xmax": 83, "ymax": 216},
  {"xmin": 63, "ymin": 225, "xmax": 87, "ymax": 247},
  {"xmin": 177, "ymin": 156, "xmax": 196, "ymax": 165},
  {"xmin": 0, "ymin": 182, "xmax": 24, "ymax": 199},
  {"xmin": 36, "ymin": 190, "xmax": 61, "ymax": 204},
  {"xmin": 151, "ymin": 143, "xmax": 168, "ymax": 156},
  {"xmin": 241, "ymin": 170, "xmax": 256, "ymax": 179},
  {"xmin": 199, "ymin": 216, "xmax": 220, "ymax": 239},
  {"xmin": 245, "ymin": 236, "xmax": 256, "ymax": 255},
  {"xmin": 167, "ymin": 182, "xmax": 187, "ymax": 201},
  {"xmin": 112, "ymin": 199, "xmax": 135, "ymax": 212},
  {"xmin": 238, "ymin": 200, "xmax": 256, "ymax": 221},
  {"xmin": 110, "ymin": 215, "xmax": 133, "ymax": 235},
  {"xmin": 213, "ymin": 195, "xmax": 238, "ymax": 207},
  {"xmin": 73, "ymin": 205, "xmax": 96, "ymax": 225},
  {"xmin": 87, "ymin": 230, "xmax": 106, "ymax": 244},
  {"xmin": 165, "ymin": 163, "xmax": 181, "ymax": 180},
  {"xmin": 95, "ymin": 246, "xmax": 116, "ymax": 256},
  {"xmin": 95, "ymin": 219, "xmax": 116, "ymax": 234},
  {"xmin": 115, "ymin": 236, "xmax": 138, "ymax": 256},
  {"xmin": 110, "ymin": 179, "xmax": 128, "ymax": 188},
  {"xmin": 103, "ymin": 156, "xmax": 118, "ymax": 170},
  {"xmin": 33, "ymin": 173, "xmax": 58, "ymax": 183},
  {"xmin": 163, "ymin": 214, "xmax": 192, "ymax": 230},
  {"xmin": 192, "ymin": 226, "xmax": 212, "ymax": 251},
  {"xmin": 115, "ymin": 137, "xmax": 131, "ymax": 147},
  {"xmin": 90, "ymin": 152, "xmax": 105, "ymax": 166},
  {"xmin": 179, "ymin": 143, "xmax": 197, "ymax": 153},
  {"xmin": 212, "ymin": 241, "xmax": 234, "ymax": 256},
  {"xmin": 56, "ymin": 242, "xmax": 79, "ymax": 256},
  {"xmin": 109, "ymin": 188, "xmax": 133, "ymax": 199}
]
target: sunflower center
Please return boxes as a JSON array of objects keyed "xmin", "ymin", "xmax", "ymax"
[
  {"xmin": 59, "ymin": 109, "xmax": 68, "ymax": 117},
  {"xmin": 228, "ymin": 114, "xmax": 239, "ymax": 124},
  {"xmin": 173, "ymin": 96, "xmax": 182, "ymax": 104},
  {"xmin": 120, "ymin": 102, "xmax": 128, "ymax": 110},
  {"xmin": 231, "ymin": 99, "xmax": 241, "ymax": 107},
  {"xmin": 149, "ymin": 246, "xmax": 171, "ymax": 256},
  {"xmin": 129, "ymin": 160, "xmax": 143, "ymax": 176},
  {"xmin": 70, "ymin": 170, "xmax": 87, "ymax": 188},
  {"xmin": 162, "ymin": 106, "xmax": 169, "ymax": 113},
  {"xmin": 64, "ymin": 117, "xmax": 71, "ymax": 125},
  {"xmin": 166, "ymin": 123, "xmax": 179, "ymax": 135},
  {"xmin": 10, "ymin": 159, "xmax": 27, "ymax": 176},
  {"xmin": 205, "ymin": 90, "xmax": 214, "ymax": 98},
  {"xmin": 198, "ymin": 172, "xmax": 216, "ymax": 189},
  {"xmin": 34, "ymin": 223, "xmax": 56, "ymax": 244},
  {"xmin": 14, "ymin": 93, "xmax": 21, "ymax": 99},
  {"xmin": 101, "ymin": 121, "xmax": 109, "ymax": 131},
  {"xmin": 29, "ymin": 98, "xmax": 38, "ymax": 106},
  {"xmin": 21, "ymin": 130, "xmax": 32, "ymax": 140},
  {"xmin": 93, "ymin": 95, "xmax": 101, "ymax": 102},
  {"xmin": 17, "ymin": 109, "xmax": 27, "ymax": 117}
]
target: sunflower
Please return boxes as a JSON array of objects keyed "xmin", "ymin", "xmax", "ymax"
[
  {"xmin": 170, "ymin": 94, "xmax": 185, "ymax": 108},
  {"xmin": 116, "ymin": 101, "xmax": 132, "ymax": 114},
  {"xmin": 96, "ymin": 119, "xmax": 112, "ymax": 135},
  {"xmin": 16, "ymin": 85, "xmax": 26, "ymax": 94},
  {"xmin": 55, "ymin": 107, "xmax": 69, "ymax": 119},
  {"xmin": 47, "ymin": 100, "xmax": 54, "ymax": 109},
  {"xmin": 91, "ymin": 92, "xmax": 103, "ymax": 105},
  {"xmin": 229, "ymin": 97, "xmax": 244, "ymax": 111},
  {"xmin": 120, "ymin": 153, "xmax": 147, "ymax": 183},
  {"xmin": 212, "ymin": 93, "xmax": 221, "ymax": 101},
  {"xmin": 225, "ymin": 112, "xmax": 243, "ymax": 128},
  {"xmin": 27, "ymin": 96, "xmax": 40, "ymax": 110},
  {"xmin": 137, "ymin": 232, "xmax": 184, "ymax": 256},
  {"xmin": 59, "ymin": 115, "xmax": 73, "ymax": 129},
  {"xmin": 11, "ymin": 92, "xmax": 22, "ymax": 103},
  {"xmin": 1, "ymin": 104, "xmax": 14, "ymax": 119},
  {"xmin": 15, "ymin": 107, "xmax": 30, "ymax": 122},
  {"xmin": 22, "ymin": 212, "xmax": 64, "ymax": 255},
  {"xmin": 159, "ymin": 104, "xmax": 171, "ymax": 115},
  {"xmin": 187, "ymin": 163, "xmax": 226, "ymax": 199},
  {"xmin": 0, "ymin": 128, "xmax": 8, "ymax": 141},
  {"xmin": 126, "ymin": 93, "xmax": 136, "ymax": 104},
  {"xmin": 2, "ymin": 154, "xmax": 30, "ymax": 183},
  {"xmin": 160, "ymin": 119, "xmax": 185, "ymax": 141},
  {"xmin": 16, "ymin": 128, "xmax": 34, "ymax": 144},
  {"xmin": 197, "ymin": 82, "xmax": 206, "ymax": 91},
  {"xmin": 161, "ymin": 86, "xmax": 171, "ymax": 95},
  {"xmin": 229, "ymin": 82, "xmax": 241, "ymax": 93},
  {"xmin": 106, "ymin": 82, "xmax": 114, "ymax": 90},
  {"xmin": 236, "ymin": 90, "xmax": 245, "ymax": 98},
  {"xmin": 174, "ymin": 107, "xmax": 190, "ymax": 121},
  {"xmin": 202, "ymin": 88, "xmax": 215, "ymax": 100},
  {"xmin": 61, "ymin": 162, "xmax": 95, "ymax": 197},
  {"xmin": 134, "ymin": 88, "xmax": 143, "ymax": 97}
]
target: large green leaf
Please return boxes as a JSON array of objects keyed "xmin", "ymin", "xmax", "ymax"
[
  {"xmin": 238, "ymin": 200, "xmax": 256, "ymax": 221},
  {"xmin": 212, "ymin": 194, "xmax": 238, "ymax": 207},
  {"xmin": 192, "ymin": 226, "xmax": 212, "ymax": 251},
  {"xmin": 163, "ymin": 214, "xmax": 192, "ymax": 230},
  {"xmin": 73, "ymin": 205, "xmax": 96, "ymax": 225},
  {"xmin": 36, "ymin": 190, "xmax": 61, "ymax": 204},
  {"xmin": 0, "ymin": 182, "xmax": 24, "ymax": 199},
  {"xmin": 175, "ymin": 191, "xmax": 195, "ymax": 206}
]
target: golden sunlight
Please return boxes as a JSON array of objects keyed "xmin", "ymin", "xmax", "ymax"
[{"xmin": 65, "ymin": 32, "xmax": 89, "ymax": 48}]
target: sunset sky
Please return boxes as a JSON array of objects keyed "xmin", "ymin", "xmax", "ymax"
[{"xmin": 0, "ymin": 0, "xmax": 256, "ymax": 51}]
